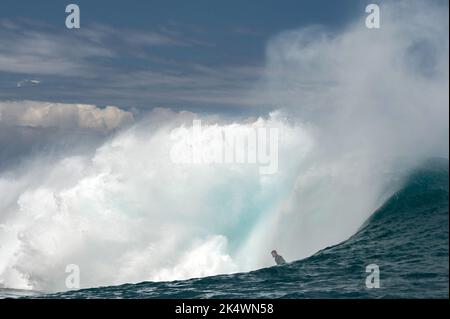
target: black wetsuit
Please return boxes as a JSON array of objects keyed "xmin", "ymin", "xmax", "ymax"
[{"xmin": 274, "ymin": 255, "xmax": 286, "ymax": 265}]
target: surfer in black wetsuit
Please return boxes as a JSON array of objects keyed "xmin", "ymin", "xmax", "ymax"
[{"xmin": 271, "ymin": 250, "xmax": 287, "ymax": 265}]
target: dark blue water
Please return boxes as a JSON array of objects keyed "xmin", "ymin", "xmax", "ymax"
[{"xmin": 33, "ymin": 158, "xmax": 448, "ymax": 299}]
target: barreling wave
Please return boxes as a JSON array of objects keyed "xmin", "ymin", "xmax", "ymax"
[{"xmin": 40, "ymin": 158, "xmax": 448, "ymax": 299}]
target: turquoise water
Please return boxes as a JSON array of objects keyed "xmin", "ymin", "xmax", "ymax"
[{"xmin": 36, "ymin": 159, "xmax": 448, "ymax": 299}]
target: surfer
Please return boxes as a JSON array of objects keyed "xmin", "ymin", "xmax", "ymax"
[{"xmin": 271, "ymin": 250, "xmax": 287, "ymax": 265}]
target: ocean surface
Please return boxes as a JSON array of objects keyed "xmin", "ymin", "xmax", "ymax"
[{"xmin": 4, "ymin": 158, "xmax": 446, "ymax": 299}]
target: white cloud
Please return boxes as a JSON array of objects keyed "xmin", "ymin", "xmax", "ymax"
[
  {"xmin": 0, "ymin": 19, "xmax": 262, "ymax": 108},
  {"xmin": 0, "ymin": 21, "xmax": 188, "ymax": 77},
  {"xmin": 0, "ymin": 101, "xmax": 134, "ymax": 132}
]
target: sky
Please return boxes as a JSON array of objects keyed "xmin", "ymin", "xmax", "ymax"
[{"xmin": 0, "ymin": 0, "xmax": 368, "ymax": 113}]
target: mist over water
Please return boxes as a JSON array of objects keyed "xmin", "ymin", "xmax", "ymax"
[
  {"xmin": 0, "ymin": 110, "xmax": 311, "ymax": 291},
  {"xmin": 0, "ymin": 0, "xmax": 448, "ymax": 292},
  {"xmin": 243, "ymin": 0, "xmax": 449, "ymax": 268}
]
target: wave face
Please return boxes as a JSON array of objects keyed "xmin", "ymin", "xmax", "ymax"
[{"xmin": 35, "ymin": 158, "xmax": 449, "ymax": 298}]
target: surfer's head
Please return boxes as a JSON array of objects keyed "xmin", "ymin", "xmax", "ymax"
[{"xmin": 271, "ymin": 250, "xmax": 278, "ymax": 257}]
